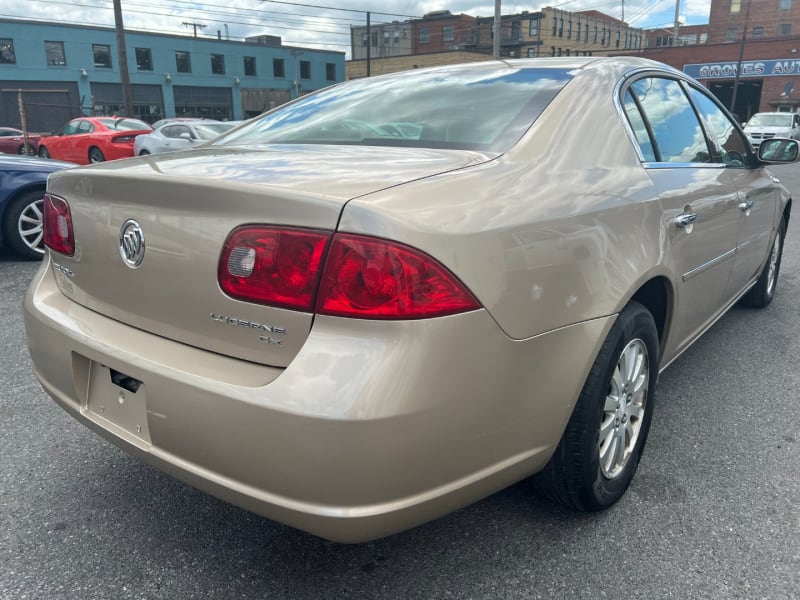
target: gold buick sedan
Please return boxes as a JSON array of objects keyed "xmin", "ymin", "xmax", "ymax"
[{"xmin": 24, "ymin": 57, "xmax": 797, "ymax": 542}]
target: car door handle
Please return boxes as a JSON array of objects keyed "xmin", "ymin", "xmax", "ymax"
[
  {"xmin": 739, "ymin": 200, "xmax": 754, "ymax": 211},
  {"xmin": 675, "ymin": 213, "xmax": 697, "ymax": 228}
]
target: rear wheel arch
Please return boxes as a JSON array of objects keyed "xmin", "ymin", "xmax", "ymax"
[{"xmin": 629, "ymin": 276, "xmax": 672, "ymax": 349}]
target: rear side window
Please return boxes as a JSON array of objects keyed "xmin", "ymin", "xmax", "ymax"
[{"xmin": 625, "ymin": 77, "xmax": 710, "ymax": 163}]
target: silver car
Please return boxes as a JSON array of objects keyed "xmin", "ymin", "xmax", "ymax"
[
  {"xmin": 24, "ymin": 57, "xmax": 798, "ymax": 542},
  {"xmin": 134, "ymin": 120, "xmax": 236, "ymax": 155}
]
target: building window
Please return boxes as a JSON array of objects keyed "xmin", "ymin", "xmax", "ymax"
[
  {"xmin": 529, "ymin": 17, "xmax": 539, "ymax": 36},
  {"xmin": 552, "ymin": 17, "xmax": 557, "ymax": 35},
  {"xmin": 361, "ymin": 33, "xmax": 368, "ymax": 47},
  {"xmin": 325, "ymin": 62, "xmax": 335, "ymax": 81},
  {"xmin": 550, "ymin": 46, "xmax": 555, "ymax": 56},
  {"xmin": 45, "ymin": 41, "xmax": 66, "ymax": 66},
  {"xmin": 176, "ymin": 51, "xmax": 191, "ymax": 73},
  {"xmin": 443, "ymin": 26, "xmax": 454, "ymax": 42},
  {"xmin": 726, "ymin": 27, "xmax": 738, "ymax": 41},
  {"xmin": 0, "ymin": 38, "xmax": 15, "ymax": 64},
  {"xmin": 384, "ymin": 31, "xmax": 390, "ymax": 45},
  {"xmin": 730, "ymin": 0, "xmax": 741, "ymax": 13},
  {"xmin": 558, "ymin": 19, "xmax": 564, "ymax": 37},
  {"xmin": 780, "ymin": 0, "xmax": 791, "ymax": 9},
  {"xmin": 393, "ymin": 30, "xmax": 400, "ymax": 44},
  {"xmin": 244, "ymin": 56, "xmax": 256, "ymax": 76},
  {"xmin": 567, "ymin": 20, "xmax": 572, "ymax": 39},
  {"xmin": 371, "ymin": 31, "xmax": 378, "ymax": 46},
  {"xmin": 593, "ymin": 26, "xmax": 598, "ymax": 43},
  {"xmin": 273, "ymin": 58, "xmax": 285, "ymax": 77},
  {"xmin": 527, "ymin": 47, "xmax": 537, "ymax": 57},
  {"xmin": 211, "ymin": 53, "xmax": 225, "ymax": 75},
  {"xmin": 780, "ymin": 23, "xmax": 792, "ymax": 35},
  {"xmin": 585, "ymin": 24, "xmax": 589, "ymax": 41},
  {"xmin": 92, "ymin": 44, "xmax": 112, "ymax": 68},
  {"xmin": 299, "ymin": 60, "xmax": 310, "ymax": 79},
  {"xmin": 419, "ymin": 28, "xmax": 430, "ymax": 43},
  {"xmin": 752, "ymin": 26, "xmax": 765, "ymax": 37},
  {"xmin": 135, "ymin": 47, "xmax": 152, "ymax": 70}
]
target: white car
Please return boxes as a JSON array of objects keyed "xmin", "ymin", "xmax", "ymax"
[
  {"xmin": 743, "ymin": 112, "xmax": 800, "ymax": 148},
  {"xmin": 134, "ymin": 120, "xmax": 236, "ymax": 155}
]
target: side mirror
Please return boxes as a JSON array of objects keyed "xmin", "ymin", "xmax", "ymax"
[
  {"xmin": 179, "ymin": 132, "xmax": 194, "ymax": 140},
  {"xmin": 758, "ymin": 138, "xmax": 800, "ymax": 163}
]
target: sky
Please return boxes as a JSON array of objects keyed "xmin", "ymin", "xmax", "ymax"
[{"xmin": 0, "ymin": 0, "xmax": 713, "ymax": 57}]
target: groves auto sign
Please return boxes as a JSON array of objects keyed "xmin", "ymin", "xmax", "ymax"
[{"xmin": 684, "ymin": 59, "xmax": 800, "ymax": 79}]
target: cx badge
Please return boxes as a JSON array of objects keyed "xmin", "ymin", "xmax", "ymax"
[{"xmin": 119, "ymin": 219, "xmax": 146, "ymax": 268}]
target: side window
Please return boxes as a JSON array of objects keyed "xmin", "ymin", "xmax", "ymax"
[
  {"xmin": 628, "ymin": 77, "xmax": 711, "ymax": 163},
  {"xmin": 60, "ymin": 122, "xmax": 79, "ymax": 135},
  {"xmin": 685, "ymin": 86, "xmax": 749, "ymax": 167},
  {"xmin": 77, "ymin": 120, "xmax": 93, "ymax": 134},
  {"xmin": 162, "ymin": 125, "xmax": 179, "ymax": 138},
  {"xmin": 623, "ymin": 90, "xmax": 656, "ymax": 161}
]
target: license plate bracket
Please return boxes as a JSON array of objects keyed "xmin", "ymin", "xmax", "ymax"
[{"xmin": 86, "ymin": 362, "xmax": 151, "ymax": 446}]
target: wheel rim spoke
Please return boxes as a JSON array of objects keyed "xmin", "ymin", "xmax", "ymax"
[
  {"xmin": 766, "ymin": 231, "xmax": 781, "ymax": 296},
  {"xmin": 598, "ymin": 337, "xmax": 649, "ymax": 479},
  {"xmin": 18, "ymin": 198, "xmax": 45, "ymax": 253}
]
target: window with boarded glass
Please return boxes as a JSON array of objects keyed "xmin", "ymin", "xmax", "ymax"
[
  {"xmin": 93, "ymin": 44, "xmax": 112, "ymax": 68},
  {"xmin": 0, "ymin": 38, "xmax": 15, "ymax": 64},
  {"xmin": 136, "ymin": 48, "xmax": 152, "ymax": 70},
  {"xmin": 176, "ymin": 51, "xmax": 191, "ymax": 73},
  {"xmin": 244, "ymin": 56, "xmax": 256, "ymax": 76},
  {"xmin": 45, "ymin": 41, "xmax": 66, "ymax": 66},
  {"xmin": 211, "ymin": 54, "xmax": 225, "ymax": 75}
]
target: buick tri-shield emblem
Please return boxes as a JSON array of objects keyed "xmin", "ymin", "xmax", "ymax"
[{"xmin": 119, "ymin": 219, "xmax": 145, "ymax": 268}]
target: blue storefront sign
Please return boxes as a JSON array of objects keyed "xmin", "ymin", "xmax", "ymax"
[{"xmin": 684, "ymin": 59, "xmax": 800, "ymax": 79}]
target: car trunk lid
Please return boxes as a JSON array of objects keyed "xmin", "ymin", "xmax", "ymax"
[{"xmin": 45, "ymin": 145, "xmax": 492, "ymax": 367}]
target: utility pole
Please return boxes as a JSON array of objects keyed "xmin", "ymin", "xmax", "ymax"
[
  {"xmin": 672, "ymin": 0, "xmax": 681, "ymax": 46},
  {"xmin": 182, "ymin": 22, "xmax": 207, "ymax": 38},
  {"xmin": 622, "ymin": 0, "xmax": 625, "ymax": 22},
  {"xmin": 17, "ymin": 90, "xmax": 32, "ymax": 155},
  {"xmin": 113, "ymin": 0, "xmax": 134, "ymax": 117},
  {"xmin": 493, "ymin": 0, "xmax": 501, "ymax": 59},
  {"xmin": 366, "ymin": 12, "xmax": 371, "ymax": 77},
  {"xmin": 730, "ymin": 0, "xmax": 751, "ymax": 118}
]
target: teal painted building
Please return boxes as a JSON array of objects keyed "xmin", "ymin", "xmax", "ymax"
[{"xmin": 0, "ymin": 18, "xmax": 345, "ymax": 131}]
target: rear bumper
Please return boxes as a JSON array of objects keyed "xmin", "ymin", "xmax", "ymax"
[{"xmin": 24, "ymin": 256, "xmax": 613, "ymax": 542}]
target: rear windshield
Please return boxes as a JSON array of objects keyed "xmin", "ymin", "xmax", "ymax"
[
  {"xmin": 214, "ymin": 65, "xmax": 574, "ymax": 152},
  {"xmin": 97, "ymin": 118, "xmax": 152, "ymax": 131}
]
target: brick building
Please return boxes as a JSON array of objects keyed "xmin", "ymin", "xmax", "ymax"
[
  {"xmin": 635, "ymin": 0, "xmax": 800, "ymax": 119},
  {"xmin": 411, "ymin": 10, "xmax": 478, "ymax": 54}
]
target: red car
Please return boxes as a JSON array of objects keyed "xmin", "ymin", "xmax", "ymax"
[
  {"xmin": 38, "ymin": 117, "xmax": 153, "ymax": 164},
  {"xmin": 0, "ymin": 127, "xmax": 41, "ymax": 155}
]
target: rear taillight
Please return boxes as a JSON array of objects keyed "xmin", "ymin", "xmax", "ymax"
[
  {"xmin": 112, "ymin": 135, "xmax": 136, "ymax": 143},
  {"xmin": 43, "ymin": 194, "xmax": 75, "ymax": 256},
  {"xmin": 218, "ymin": 227, "xmax": 481, "ymax": 319},
  {"xmin": 218, "ymin": 226, "xmax": 330, "ymax": 311},
  {"xmin": 316, "ymin": 234, "xmax": 480, "ymax": 319}
]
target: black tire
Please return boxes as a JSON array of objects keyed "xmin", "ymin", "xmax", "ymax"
[
  {"xmin": 535, "ymin": 301, "xmax": 659, "ymax": 511},
  {"xmin": 38, "ymin": 146, "xmax": 50, "ymax": 159},
  {"xmin": 89, "ymin": 147, "xmax": 105, "ymax": 163},
  {"xmin": 3, "ymin": 189, "xmax": 46, "ymax": 260},
  {"xmin": 740, "ymin": 218, "xmax": 786, "ymax": 309},
  {"xmin": 17, "ymin": 144, "xmax": 26, "ymax": 155},
  {"xmin": 139, "ymin": 150, "xmax": 150, "ymax": 156}
]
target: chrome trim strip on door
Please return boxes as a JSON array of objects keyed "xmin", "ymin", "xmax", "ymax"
[{"xmin": 681, "ymin": 248, "xmax": 736, "ymax": 282}]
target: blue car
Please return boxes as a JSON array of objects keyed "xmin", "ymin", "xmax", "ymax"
[{"xmin": 0, "ymin": 155, "xmax": 75, "ymax": 259}]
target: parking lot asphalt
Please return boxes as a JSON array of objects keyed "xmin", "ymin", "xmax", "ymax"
[{"xmin": 1, "ymin": 164, "xmax": 799, "ymax": 599}]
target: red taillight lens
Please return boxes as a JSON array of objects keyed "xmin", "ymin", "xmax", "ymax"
[
  {"xmin": 218, "ymin": 226, "xmax": 331, "ymax": 311},
  {"xmin": 112, "ymin": 135, "xmax": 136, "ymax": 143},
  {"xmin": 316, "ymin": 234, "xmax": 480, "ymax": 319},
  {"xmin": 43, "ymin": 193, "xmax": 75, "ymax": 256}
]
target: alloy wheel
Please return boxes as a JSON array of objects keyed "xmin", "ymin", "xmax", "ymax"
[
  {"xmin": 17, "ymin": 196, "xmax": 45, "ymax": 255},
  {"xmin": 599, "ymin": 338, "xmax": 649, "ymax": 479}
]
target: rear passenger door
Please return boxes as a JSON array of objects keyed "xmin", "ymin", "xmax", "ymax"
[{"xmin": 623, "ymin": 76, "xmax": 740, "ymax": 357}]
